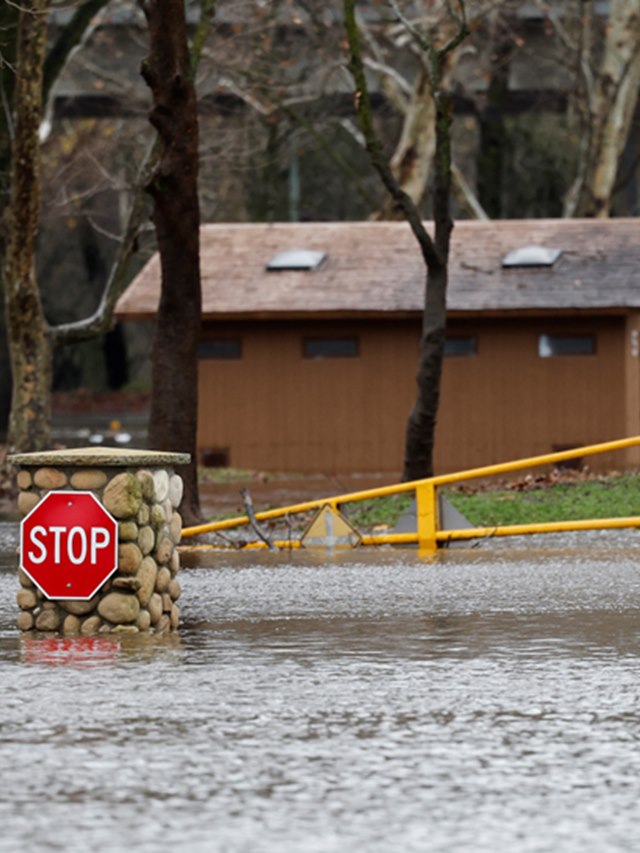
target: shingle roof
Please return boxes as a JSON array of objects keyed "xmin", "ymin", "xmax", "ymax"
[{"xmin": 116, "ymin": 218, "xmax": 640, "ymax": 319}]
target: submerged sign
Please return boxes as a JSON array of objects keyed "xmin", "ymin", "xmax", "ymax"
[{"xmin": 300, "ymin": 504, "xmax": 361, "ymax": 549}]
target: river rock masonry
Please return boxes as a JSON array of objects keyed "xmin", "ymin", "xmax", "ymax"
[{"xmin": 9, "ymin": 447, "xmax": 190, "ymax": 636}]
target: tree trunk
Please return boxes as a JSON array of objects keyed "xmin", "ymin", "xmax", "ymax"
[
  {"xmin": 402, "ymin": 262, "xmax": 447, "ymax": 480},
  {"xmin": 0, "ymin": 2, "xmax": 21, "ymax": 439},
  {"xmin": 402, "ymin": 85, "xmax": 455, "ymax": 482},
  {"xmin": 476, "ymin": 14, "xmax": 512, "ymax": 219},
  {"xmin": 0, "ymin": 3, "xmax": 19, "ymax": 207},
  {"xmin": 3, "ymin": 0, "xmax": 53, "ymax": 454},
  {"xmin": 140, "ymin": 0, "xmax": 202, "ymax": 524}
]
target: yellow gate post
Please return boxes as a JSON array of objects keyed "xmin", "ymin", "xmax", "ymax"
[
  {"xmin": 182, "ymin": 436, "xmax": 640, "ymax": 551},
  {"xmin": 415, "ymin": 481, "xmax": 437, "ymax": 555}
]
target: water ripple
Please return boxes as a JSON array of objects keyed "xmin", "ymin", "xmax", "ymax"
[{"xmin": 1, "ymin": 540, "xmax": 640, "ymax": 851}]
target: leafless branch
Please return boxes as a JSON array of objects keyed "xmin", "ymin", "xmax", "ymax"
[
  {"xmin": 51, "ymin": 135, "xmax": 157, "ymax": 344},
  {"xmin": 240, "ymin": 488, "xmax": 277, "ymax": 551},
  {"xmin": 535, "ymin": 0, "xmax": 594, "ymax": 105},
  {"xmin": 387, "ymin": 0, "xmax": 433, "ymax": 55},
  {"xmin": 363, "ymin": 58, "xmax": 412, "ymax": 112},
  {"xmin": 451, "ymin": 162, "xmax": 488, "ymax": 220},
  {"xmin": 52, "ymin": 0, "xmax": 217, "ymax": 345},
  {"xmin": 343, "ymin": 0, "xmax": 440, "ymax": 269},
  {"xmin": 337, "ymin": 117, "xmax": 365, "ymax": 148},
  {"xmin": 85, "ymin": 214, "xmax": 136, "ymax": 243}
]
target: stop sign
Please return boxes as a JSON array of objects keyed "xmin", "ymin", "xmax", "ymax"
[{"xmin": 20, "ymin": 491, "xmax": 118, "ymax": 600}]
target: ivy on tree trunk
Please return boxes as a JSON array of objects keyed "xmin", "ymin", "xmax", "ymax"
[{"xmin": 139, "ymin": 0, "xmax": 203, "ymax": 523}]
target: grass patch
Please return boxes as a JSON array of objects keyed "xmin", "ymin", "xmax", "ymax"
[
  {"xmin": 198, "ymin": 467, "xmax": 309, "ymax": 484},
  {"xmin": 198, "ymin": 467, "xmax": 261, "ymax": 484},
  {"xmin": 342, "ymin": 493, "xmax": 414, "ymax": 530},
  {"xmin": 444, "ymin": 472, "xmax": 640, "ymax": 527}
]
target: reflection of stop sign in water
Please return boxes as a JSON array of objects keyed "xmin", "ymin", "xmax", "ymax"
[
  {"xmin": 20, "ymin": 491, "xmax": 118, "ymax": 600},
  {"xmin": 22, "ymin": 635, "xmax": 120, "ymax": 666}
]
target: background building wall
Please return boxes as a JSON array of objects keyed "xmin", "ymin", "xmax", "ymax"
[{"xmin": 197, "ymin": 315, "xmax": 626, "ymax": 474}]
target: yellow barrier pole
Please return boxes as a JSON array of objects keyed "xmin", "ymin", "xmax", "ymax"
[
  {"xmin": 179, "ymin": 516, "xmax": 640, "ymax": 551},
  {"xmin": 415, "ymin": 481, "xmax": 437, "ymax": 554},
  {"xmin": 436, "ymin": 515, "xmax": 640, "ymax": 543},
  {"xmin": 183, "ymin": 435, "xmax": 640, "ymax": 539},
  {"xmin": 429, "ymin": 435, "xmax": 640, "ymax": 488}
]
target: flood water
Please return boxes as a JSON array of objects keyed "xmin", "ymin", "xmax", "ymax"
[{"xmin": 2, "ymin": 524, "xmax": 640, "ymax": 852}]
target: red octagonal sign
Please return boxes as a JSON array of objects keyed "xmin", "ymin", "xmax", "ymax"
[{"xmin": 20, "ymin": 491, "xmax": 118, "ymax": 600}]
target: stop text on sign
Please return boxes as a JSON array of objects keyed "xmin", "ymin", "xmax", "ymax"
[
  {"xmin": 26, "ymin": 525, "xmax": 112, "ymax": 565},
  {"xmin": 20, "ymin": 490, "xmax": 118, "ymax": 600}
]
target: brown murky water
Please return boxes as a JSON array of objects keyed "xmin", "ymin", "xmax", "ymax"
[{"xmin": 1, "ymin": 524, "xmax": 640, "ymax": 852}]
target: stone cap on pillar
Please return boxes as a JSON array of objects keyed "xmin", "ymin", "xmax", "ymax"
[{"xmin": 8, "ymin": 447, "xmax": 191, "ymax": 467}]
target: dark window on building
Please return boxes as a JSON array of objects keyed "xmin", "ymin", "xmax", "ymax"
[
  {"xmin": 444, "ymin": 336, "xmax": 477, "ymax": 357},
  {"xmin": 538, "ymin": 334, "xmax": 596, "ymax": 357},
  {"xmin": 199, "ymin": 448, "xmax": 230, "ymax": 467},
  {"xmin": 303, "ymin": 337, "xmax": 359, "ymax": 358},
  {"xmin": 198, "ymin": 338, "xmax": 242, "ymax": 359}
]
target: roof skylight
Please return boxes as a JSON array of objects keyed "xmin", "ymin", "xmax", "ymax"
[
  {"xmin": 266, "ymin": 249, "xmax": 327, "ymax": 271},
  {"xmin": 501, "ymin": 245, "xmax": 562, "ymax": 268}
]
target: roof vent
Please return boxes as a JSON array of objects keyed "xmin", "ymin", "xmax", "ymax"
[
  {"xmin": 501, "ymin": 245, "xmax": 562, "ymax": 268},
  {"xmin": 266, "ymin": 249, "xmax": 326, "ymax": 271}
]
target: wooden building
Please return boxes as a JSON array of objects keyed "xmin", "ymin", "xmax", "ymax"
[{"xmin": 116, "ymin": 219, "xmax": 640, "ymax": 474}]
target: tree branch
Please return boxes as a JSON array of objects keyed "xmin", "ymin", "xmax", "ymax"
[
  {"xmin": 363, "ymin": 57, "xmax": 412, "ymax": 112},
  {"xmin": 282, "ymin": 107, "xmax": 380, "ymax": 210},
  {"xmin": 51, "ymin": 136, "xmax": 158, "ymax": 345},
  {"xmin": 438, "ymin": 1, "xmax": 468, "ymax": 57},
  {"xmin": 452, "ymin": 162, "xmax": 488, "ymax": 220},
  {"xmin": 386, "ymin": 0, "xmax": 433, "ymax": 54},
  {"xmin": 42, "ymin": 0, "xmax": 111, "ymax": 105},
  {"xmin": 190, "ymin": 0, "xmax": 216, "ymax": 77},
  {"xmin": 51, "ymin": 0, "xmax": 217, "ymax": 346},
  {"xmin": 537, "ymin": 0, "xmax": 594, "ymax": 106},
  {"xmin": 356, "ymin": 9, "xmax": 412, "ymax": 112},
  {"xmin": 387, "ymin": 0, "xmax": 467, "ymax": 89},
  {"xmin": 343, "ymin": 0, "xmax": 440, "ymax": 270}
]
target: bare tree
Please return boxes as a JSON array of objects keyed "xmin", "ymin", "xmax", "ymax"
[
  {"xmin": 53, "ymin": 0, "xmax": 215, "ymax": 348},
  {"xmin": 344, "ymin": 0, "xmax": 468, "ymax": 481},
  {"xmin": 138, "ymin": 0, "xmax": 203, "ymax": 523},
  {"xmin": 2, "ymin": 0, "xmax": 213, "ymax": 525},
  {"xmin": 356, "ymin": 5, "xmax": 469, "ymax": 220},
  {"xmin": 546, "ymin": 0, "xmax": 640, "ymax": 217}
]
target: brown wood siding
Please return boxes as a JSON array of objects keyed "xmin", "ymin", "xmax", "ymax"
[
  {"xmin": 198, "ymin": 320, "xmax": 417, "ymax": 472},
  {"xmin": 437, "ymin": 317, "xmax": 625, "ymax": 473},
  {"xmin": 198, "ymin": 316, "xmax": 627, "ymax": 474},
  {"xmin": 624, "ymin": 313, "xmax": 640, "ymax": 468}
]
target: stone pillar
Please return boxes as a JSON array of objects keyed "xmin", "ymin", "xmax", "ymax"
[{"xmin": 9, "ymin": 447, "xmax": 190, "ymax": 635}]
